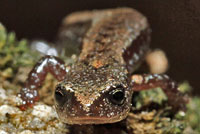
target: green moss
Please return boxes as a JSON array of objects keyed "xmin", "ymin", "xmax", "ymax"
[
  {"xmin": 130, "ymin": 87, "xmax": 186, "ymax": 134},
  {"xmin": 185, "ymin": 97, "xmax": 200, "ymax": 132},
  {"xmin": 133, "ymin": 88, "xmax": 168, "ymax": 109},
  {"xmin": 0, "ymin": 23, "xmax": 39, "ymax": 79},
  {"xmin": 179, "ymin": 81, "xmax": 192, "ymax": 93},
  {"xmin": 0, "ymin": 23, "xmax": 7, "ymax": 49},
  {"xmin": 131, "ymin": 81, "xmax": 200, "ymax": 134}
]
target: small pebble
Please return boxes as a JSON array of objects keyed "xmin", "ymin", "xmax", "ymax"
[
  {"xmin": 0, "ymin": 105, "xmax": 21, "ymax": 116},
  {"xmin": 0, "ymin": 88, "xmax": 7, "ymax": 101},
  {"xmin": 0, "ymin": 129, "xmax": 8, "ymax": 134},
  {"xmin": 32, "ymin": 104, "xmax": 57, "ymax": 121},
  {"xmin": 146, "ymin": 49, "xmax": 168, "ymax": 74},
  {"xmin": 19, "ymin": 130, "xmax": 34, "ymax": 134}
]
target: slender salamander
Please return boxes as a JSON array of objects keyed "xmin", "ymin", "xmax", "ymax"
[{"xmin": 18, "ymin": 8, "xmax": 188, "ymax": 125}]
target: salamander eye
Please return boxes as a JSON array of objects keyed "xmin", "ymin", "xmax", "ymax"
[
  {"xmin": 54, "ymin": 85, "xmax": 66, "ymax": 106},
  {"xmin": 109, "ymin": 86, "xmax": 125, "ymax": 105}
]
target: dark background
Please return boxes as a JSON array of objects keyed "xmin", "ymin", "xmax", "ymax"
[{"xmin": 0, "ymin": 0, "xmax": 199, "ymax": 95}]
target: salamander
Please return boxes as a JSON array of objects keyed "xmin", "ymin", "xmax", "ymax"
[{"xmin": 18, "ymin": 8, "xmax": 188, "ymax": 125}]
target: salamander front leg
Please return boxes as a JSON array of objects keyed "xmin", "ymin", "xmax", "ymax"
[
  {"xmin": 18, "ymin": 55, "xmax": 67, "ymax": 110},
  {"xmin": 131, "ymin": 74, "xmax": 188, "ymax": 111}
]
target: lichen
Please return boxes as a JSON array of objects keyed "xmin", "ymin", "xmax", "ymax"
[{"xmin": 0, "ymin": 23, "xmax": 199, "ymax": 134}]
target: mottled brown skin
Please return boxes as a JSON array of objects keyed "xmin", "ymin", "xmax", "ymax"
[{"xmin": 19, "ymin": 8, "xmax": 188, "ymax": 125}]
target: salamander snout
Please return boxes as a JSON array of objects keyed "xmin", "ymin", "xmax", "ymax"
[{"xmin": 53, "ymin": 82, "xmax": 132, "ymax": 124}]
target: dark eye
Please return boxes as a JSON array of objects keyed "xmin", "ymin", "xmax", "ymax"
[
  {"xmin": 54, "ymin": 85, "xmax": 66, "ymax": 106},
  {"xmin": 109, "ymin": 86, "xmax": 125, "ymax": 105}
]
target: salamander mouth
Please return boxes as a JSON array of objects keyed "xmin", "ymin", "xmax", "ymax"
[
  {"xmin": 57, "ymin": 109, "xmax": 130, "ymax": 125},
  {"xmin": 61, "ymin": 115, "xmax": 127, "ymax": 125}
]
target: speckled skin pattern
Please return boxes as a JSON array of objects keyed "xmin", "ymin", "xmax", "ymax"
[{"xmin": 19, "ymin": 8, "xmax": 188, "ymax": 125}]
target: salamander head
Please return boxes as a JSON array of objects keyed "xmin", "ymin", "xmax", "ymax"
[{"xmin": 54, "ymin": 62, "xmax": 132, "ymax": 124}]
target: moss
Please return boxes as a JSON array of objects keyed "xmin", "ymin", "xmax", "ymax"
[
  {"xmin": 129, "ymin": 88, "xmax": 186, "ymax": 134},
  {"xmin": 133, "ymin": 88, "xmax": 168, "ymax": 109},
  {"xmin": 0, "ymin": 24, "xmax": 6, "ymax": 50},
  {"xmin": 0, "ymin": 23, "xmax": 39, "ymax": 80},
  {"xmin": 185, "ymin": 97, "xmax": 200, "ymax": 133},
  {"xmin": 129, "ymin": 80, "xmax": 200, "ymax": 134}
]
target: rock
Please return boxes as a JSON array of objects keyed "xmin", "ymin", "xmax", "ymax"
[
  {"xmin": 0, "ymin": 129, "xmax": 8, "ymax": 134},
  {"xmin": 0, "ymin": 105, "xmax": 22, "ymax": 116},
  {"xmin": 31, "ymin": 104, "xmax": 57, "ymax": 122}
]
